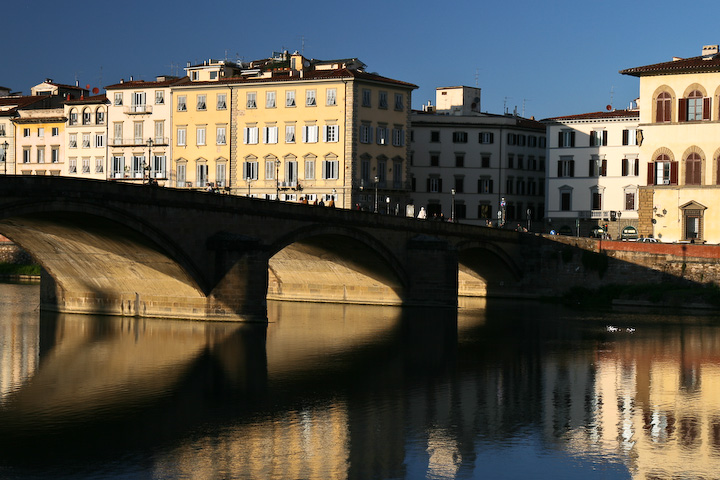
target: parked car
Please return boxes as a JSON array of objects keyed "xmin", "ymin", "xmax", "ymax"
[{"xmin": 636, "ymin": 237, "xmax": 660, "ymax": 243}]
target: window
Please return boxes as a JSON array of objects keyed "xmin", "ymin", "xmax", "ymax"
[
  {"xmin": 656, "ymin": 91, "xmax": 671, "ymax": 122},
  {"xmin": 38, "ymin": 127, "xmax": 44, "ymax": 138},
  {"xmin": 131, "ymin": 92, "xmax": 146, "ymax": 112},
  {"xmin": 518, "ymin": 135, "xmax": 526, "ymax": 146},
  {"xmin": 376, "ymin": 126, "xmax": 388, "ymax": 145},
  {"xmin": 558, "ymin": 130, "xmax": 575, "ymax": 147},
  {"xmin": 326, "ymin": 88, "xmax": 337, "ymax": 106},
  {"xmin": 455, "ymin": 154, "xmax": 464, "ymax": 167},
  {"xmin": 619, "ymin": 128, "xmax": 636, "ymax": 146},
  {"xmin": 217, "ymin": 94, "xmax": 226, "ymax": 110},
  {"xmin": 177, "ymin": 127, "xmax": 186, "ymax": 146},
  {"xmin": 190, "ymin": 71, "xmax": 199, "ymax": 81},
  {"xmin": 197, "ymin": 164, "xmax": 208, "ymax": 186},
  {"xmin": 323, "ymin": 125, "xmax": 339, "ymax": 143},
  {"xmin": 155, "ymin": 91, "xmax": 164, "ymax": 104},
  {"xmin": 394, "ymin": 93, "xmax": 403, "ymax": 111},
  {"xmin": 453, "ymin": 131, "xmax": 468, "ymax": 143},
  {"xmin": 132, "ymin": 155, "xmax": 145, "ymax": 178},
  {"xmin": 286, "ymin": 90, "xmax": 296, "ymax": 107},
  {"xmin": 114, "ymin": 93, "xmax": 123, "ymax": 106},
  {"xmin": 305, "ymin": 157, "xmax": 315, "ymax": 180},
  {"xmin": 70, "ymin": 110, "xmax": 79, "ymax": 126},
  {"xmin": 68, "ymin": 158, "xmax": 77, "ymax": 173},
  {"xmin": 478, "ymin": 177, "xmax": 493, "ymax": 193},
  {"xmin": 176, "ymin": 163, "xmax": 186, "ymax": 186},
  {"xmin": 430, "ymin": 154, "xmax": 439, "ymax": 167},
  {"xmin": 378, "ymin": 91, "xmax": 388, "ymax": 109},
  {"xmin": 685, "ymin": 152, "xmax": 702, "ymax": 185},
  {"xmin": 539, "ymin": 137, "xmax": 547, "ymax": 148},
  {"xmin": 302, "ymin": 125, "xmax": 319, "ymax": 143},
  {"xmin": 244, "ymin": 126, "xmax": 259, "ymax": 144},
  {"xmin": 209, "ymin": 71, "xmax": 217, "ymax": 80},
  {"xmin": 506, "ymin": 176, "xmax": 513, "ymax": 194},
  {"xmin": 590, "ymin": 130, "xmax": 607, "ymax": 146},
  {"xmin": 683, "ymin": 206, "xmax": 704, "ymax": 241},
  {"xmin": 95, "ymin": 133, "xmax": 104, "ymax": 148},
  {"xmin": 454, "ymin": 176, "xmax": 464, "ymax": 193},
  {"xmin": 197, "ymin": 94, "xmax": 206, "ymax": 111},
  {"xmin": 263, "ymin": 126, "xmax": 278, "ymax": 144},
  {"xmin": 507, "ymin": 133, "xmax": 516, "ymax": 145},
  {"xmin": 216, "ymin": 126, "xmax": 227, "ymax": 145},
  {"xmin": 622, "ymin": 156, "xmax": 639, "ymax": 176},
  {"xmin": 649, "ymin": 154, "xmax": 677, "ymax": 185},
  {"xmin": 392, "ymin": 128, "xmax": 404, "ymax": 146},
  {"xmin": 591, "ymin": 189, "xmax": 602, "ymax": 210},
  {"xmin": 682, "ymin": 90, "xmax": 708, "ymax": 121},
  {"xmin": 557, "ymin": 157, "xmax": 574, "ymax": 177},
  {"xmin": 322, "ymin": 159, "xmax": 339, "ymax": 179},
  {"xmin": 285, "ymin": 125, "xmax": 296, "ymax": 143},
  {"xmin": 69, "ymin": 133, "xmax": 77, "ymax": 148},
  {"xmin": 560, "ymin": 189, "xmax": 572, "ymax": 211},
  {"xmin": 133, "ymin": 122, "xmax": 143, "ymax": 144},
  {"xmin": 154, "ymin": 121, "xmax": 164, "ymax": 144},
  {"xmin": 243, "ymin": 161, "xmax": 258, "ymax": 180},
  {"xmin": 624, "ymin": 190, "xmax": 636, "ymax": 211},
  {"xmin": 517, "ymin": 155, "xmax": 524, "ymax": 169},
  {"xmin": 96, "ymin": 110, "xmax": 105, "ymax": 125},
  {"xmin": 481, "ymin": 155, "xmax": 490, "ymax": 168},
  {"xmin": 243, "ymin": 92, "xmax": 256, "ymax": 109},
  {"xmin": 266, "ymin": 91, "xmax": 276, "ymax": 108},
  {"xmin": 82, "ymin": 158, "xmax": 90, "ymax": 173},
  {"xmin": 507, "ymin": 154, "xmax": 514, "ymax": 169},
  {"xmin": 588, "ymin": 156, "xmax": 606, "ymax": 177},
  {"xmin": 362, "ymin": 89, "xmax": 371, "ymax": 107},
  {"xmin": 177, "ymin": 96, "xmax": 187, "ymax": 111},
  {"xmin": 528, "ymin": 136, "xmax": 537, "ymax": 147},
  {"xmin": 51, "ymin": 147, "xmax": 59, "ymax": 163},
  {"xmin": 360, "ymin": 124, "xmax": 372, "ymax": 144},
  {"xmin": 393, "ymin": 160, "xmax": 402, "ymax": 188},
  {"xmin": 285, "ymin": 159, "xmax": 298, "ymax": 183},
  {"xmin": 428, "ymin": 177, "xmax": 442, "ymax": 193},
  {"xmin": 306, "ymin": 89, "xmax": 316, "ymax": 106},
  {"xmin": 95, "ymin": 157, "xmax": 104, "ymax": 173},
  {"xmin": 216, "ymin": 163, "xmax": 226, "ymax": 187},
  {"xmin": 82, "ymin": 109, "xmax": 91, "ymax": 125},
  {"xmin": 478, "ymin": 204, "xmax": 492, "ymax": 219},
  {"xmin": 37, "ymin": 148, "xmax": 45, "ymax": 163},
  {"xmin": 0, "ymin": 124, "xmax": 4, "ymax": 136},
  {"xmin": 479, "ymin": 132, "xmax": 494, "ymax": 144},
  {"xmin": 196, "ymin": 126, "xmax": 206, "ymax": 146},
  {"xmin": 430, "ymin": 131, "xmax": 440, "ymax": 143}
]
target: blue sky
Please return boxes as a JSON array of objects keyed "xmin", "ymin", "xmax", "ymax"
[{"xmin": 4, "ymin": 0, "xmax": 717, "ymax": 120}]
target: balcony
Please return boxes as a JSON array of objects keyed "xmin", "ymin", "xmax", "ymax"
[
  {"xmin": 124, "ymin": 104, "xmax": 153, "ymax": 115},
  {"xmin": 278, "ymin": 181, "xmax": 297, "ymax": 188},
  {"xmin": 111, "ymin": 137, "xmax": 169, "ymax": 147},
  {"xmin": 581, "ymin": 210, "xmax": 612, "ymax": 220}
]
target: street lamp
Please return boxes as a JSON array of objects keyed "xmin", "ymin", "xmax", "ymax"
[
  {"xmin": 386, "ymin": 196, "xmax": 390, "ymax": 215},
  {"xmin": 451, "ymin": 188, "xmax": 456, "ymax": 223},
  {"xmin": 374, "ymin": 175, "xmax": 379, "ymax": 213},
  {"xmin": 247, "ymin": 178, "xmax": 252, "ymax": 197},
  {"xmin": 332, "ymin": 188, "xmax": 337, "ymax": 204},
  {"xmin": 145, "ymin": 138, "xmax": 154, "ymax": 184},
  {"xmin": 1, "ymin": 141, "xmax": 7, "ymax": 175},
  {"xmin": 275, "ymin": 158, "xmax": 281, "ymax": 200}
]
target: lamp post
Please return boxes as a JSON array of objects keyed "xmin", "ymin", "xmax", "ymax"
[
  {"xmin": 247, "ymin": 179, "xmax": 252, "ymax": 197},
  {"xmin": 332, "ymin": 188, "xmax": 337, "ymax": 204},
  {"xmin": 1, "ymin": 141, "xmax": 7, "ymax": 175},
  {"xmin": 275, "ymin": 158, "xmax": 281, "ymax": 200},
  {"xmin": 386, "ymin": 196, "xmax": 390, "ymax": 215},
  {"xmin": 451, "ymin": 188, "xmax": 456, "ymax": 223},
  {"xmin": 526, "ymin": 208, "xmax": 532, "ymax": 232},
  {"xmin": 374, "ymin": 175, "xmax": 379, "ymax": 213},
  {"xmin": 145, "ymin": 138, "xmax": 154, "ymax": 184}
]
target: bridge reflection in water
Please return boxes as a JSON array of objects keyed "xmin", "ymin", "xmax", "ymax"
[{"xmin": 1, "ymin": 286, "xmax": 720, "ymax": 478}]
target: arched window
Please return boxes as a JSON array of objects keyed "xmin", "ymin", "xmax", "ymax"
[
  {"xmin": 685, "ymin": 152, "xmax": 702, "ymax": 185},
  {"xmin": 69, "ymin": 108, "xmax": 78, "ymax": 125},
  {"xmin": 656, "ymin": 92, "xmax": 671, "ymax": 122},
  {"xmin": 648, "ymin": 153, "xmax": 677, "ymax": 185},
  {"xmin": 680, "ymin": 90, "xmax": 710, "ymax": 121},
  {"xmin": 95, "ymin": 107, "xmax": 105, "ymax": 125},
  {"xmin": 82, "ymin": 108, "xmax": 91, "ymax": 125}
]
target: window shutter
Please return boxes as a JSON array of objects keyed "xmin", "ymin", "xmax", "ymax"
[
  {"xmin": 570, "ymin": 131, "xmax": 575, "ymax": 147},
  {"xmin": 602, "ymin": 131, "xmax": 608, "ymax": 146},
  {"xmin": 622, "ymin": 158, "xmax": 628, "ymax": 176},
  {"xmin": 438, "ymin": 178, "xmax": 443, "ymax": 193},
  {"xmin": 489, "ymin": 133, "xmax": 494, "ymax": 143},
  {"xmin": 622, "ymin": 129, "xmax": 628, "ymax": 145},
  {"xmin": 647, "ymin": 163, "xmax": 654, "ymax": 185},
  {"xmin": 679, "ymin": 98, "xmax": 687, "ymax": 122},
  {"xmin": 489, "ymin": 179, "xmax": 493, "ymax": 193},
  {"xmin": 558, "ymin": 131, "xmax": 563, "ymax": 147},
  {"xmin": 302, "ymin": 126, "xmax": 307, "ymax": 143},
  {"xmin": 477, "ymin": 179, "xmax": 481, "ymax": 192},
  {"xmin": 656, "ymin": 100, "xmax": 663, "ymax": 123},
  {"xmin": 322, "ymin": 125, "xmax": 328, "ymax": 142},
  {"xmin": 426, "ymin": 178, "xmax": 431, "ymax": 192},
  {"xmin": 703, "ymin": 97, "xmax": 711, "ymax": 120},
  {"xmin": 716, "ymin": 161, "xmax": 720, "ymax": 185},
  {"xmin": 557, "ymin": 160, "xmax": 562, "ymax": 177},
  {"xmin": 569, "ymin": 160, "xmax": 575, "ymax": 177},
  {"xmin": 664, "ymin": 99, "xmax": 671, "ymax": 122},
  {"xmin": 588, "ymin": 159, "xmax": 594, "ymax": 176},
  {"xmin": 589, "ymin": 131, "xmax": 594, "ymax": 147},
  {"xmin": 243, "ymin": 128, "xmax": 249, "ymax": 144},
  {"xmin": 670, "ymin": 161, "xmax": 678, "ymax": 185},
  {"xmin": 601, "ymin": 159, "xmax": 607, "ymax": 176},
  {"xmin": 634, "ymin": 158, "xmax": 639, "ymax": 176}
]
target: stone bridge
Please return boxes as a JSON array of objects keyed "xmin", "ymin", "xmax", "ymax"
[{"xmin": 0, "ymin": 177, "xmax": 717, "ymax": 321}]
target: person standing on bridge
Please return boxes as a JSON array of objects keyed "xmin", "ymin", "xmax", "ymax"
[{"xmin": 328, "ymin": 197, "xmax": 335, "ymax": 208}]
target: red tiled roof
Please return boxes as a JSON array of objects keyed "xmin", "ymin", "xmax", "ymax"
[
  {"xmin": 0, "ymin": 96, "xmax": 47, "ymax": 115},
  {"xmin": 542, "ymin": 109, "xmax": 639, "ymax": 122},
  {"xmin": 620, "ymin": 55, "xmax": 720, "ymax": 77},
  {"xmin": 64, "ymin": 94, "xmax": 109, "ymax": 105},
  {"xmin": 41, "ymin": 81, "xmax": 87, "ymax": 91},
  {"xmin": 105, "ymin": 77, "xmax": 190, "ymax": 90}
]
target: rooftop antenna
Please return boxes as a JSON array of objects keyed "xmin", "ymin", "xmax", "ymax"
[
  {"xmin": 522, "ymin": 98, "xmax": 530, "ymax": 117},
  {"xmin": 610, "ymin": 85, "xmax": 615, "ymax": 109},
  {"xmin": 475, "ymin": 68, "xmax": 479, "ymax": 87},
  {"xmin": 97, "ymin": 66, "xmax": 103, "ymax": 89},
  {"xmin": 167, "ymin": 62, "xmax": 179, "ymax": 77},
  {"xmin": 300, "ymin": 35, "xmax": 305, "ymax": 55},
  {"xmin": 504, "ymin": 96, "xmax": 512, "ymax": 114}
]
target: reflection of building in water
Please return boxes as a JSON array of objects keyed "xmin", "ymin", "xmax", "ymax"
[
  {"xmin": 152, "ymin": 403, "xmax": 350, "ymax": 479},
  {"xmin": 543, "ymin": 329, "xmax": 720, "ymax": 478},
  {"xmin": 0, "ymin": 287, "xmax": 39, "ymax": 404}
]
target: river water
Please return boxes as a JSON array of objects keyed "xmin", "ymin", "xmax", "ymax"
[{"xmin": 0, "ymin": 282, "xmax": 719, "ymax": 479}]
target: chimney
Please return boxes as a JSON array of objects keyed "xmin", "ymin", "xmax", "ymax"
[{"xmin": 702, "ymin": 45, "xmax": 719, "ymax": 57}]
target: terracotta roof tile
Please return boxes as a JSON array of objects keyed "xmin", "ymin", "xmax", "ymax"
[
  {"xmin": 105, "ymin": 77, "xmax": 190, "ymax": 90},
  {"xmin": 542, "ymin": 109, "xmax": 639, "ymax": 122},
  {"xmin": 620, "ymin": 55, "xmax": 720, "ymax": 77}
]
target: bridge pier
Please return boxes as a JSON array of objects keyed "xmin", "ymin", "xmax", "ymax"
[{"xmin": 404, "ymin": 236, "xmax": 458, "ymax": 308}]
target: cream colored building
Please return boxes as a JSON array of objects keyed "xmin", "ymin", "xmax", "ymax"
[
  {"xmin": 0, "ymin": 96, "xmax": 46, "ymax": 175},
  {"xmin": 64, "ymin": 95, "xmax": 109, "ymax": 179},
  {"xmin": 543, "ymin": 109, "xmax": 641, "ymax": 238},
  {"xmin": 171, "ymin": 52, "xmax": 417, "ymax": 208},
  {"xmin": 13, "ymin": 107, "xmax": 67, "ymax": 177},
  {"xmin": 105, "ymin": 76, "xmax": 188, "ymax": 183},
  {"xmin": 621, "ymin": 44, "xmax": 720, "ymax": 243}
]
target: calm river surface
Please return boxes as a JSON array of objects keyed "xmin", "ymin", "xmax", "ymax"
[{"xmin": 1, "ymin": 283, "xmax": 720, "ymax": 479}]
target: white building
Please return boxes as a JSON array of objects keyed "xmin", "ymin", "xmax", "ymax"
[
  {"xmin": 64, "ymin": 94, "xmax": 109, "ymax": 179},
  {"xmin": 410, "ymin": 86, "xmax": 546, "ymax": 226},
  {"xmin": 543, "ymin": 109, "xmax": 641, "ymax": 238}
]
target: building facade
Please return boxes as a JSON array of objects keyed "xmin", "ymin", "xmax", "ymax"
[
  {"xmin": 410, "ymin": 86, "xmax": 546, "ymax": 226},
  {"xmin": 64, "ymin": 95, "xmax": 109, "ymax": 179},
  {"xmin": 543, "ymin": 109, "xmax": 641, "ymax": 238},
  {"xmin": 621, "ymin": 44, "xmax": 720, "ymax": 243}
]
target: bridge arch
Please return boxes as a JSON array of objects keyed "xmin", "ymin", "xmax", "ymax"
[
  {"xmin": 267, "ymin": 223, "xmax": 409, "ymax": 305},
  {"xmin": 0, "ymin": 199, "xmax": 208, "ymax": 317},
  {"xmin": 454, "ymin": 239, "xmax": 523, "ymax": 297}
]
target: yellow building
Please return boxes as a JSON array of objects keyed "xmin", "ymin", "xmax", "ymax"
[
  {"xmin": 621, "ymin": 44, "xmax": 720, "ymax": 243},
  {"xmin": 13, "ymin": 107, "xmax": 67, "ymax": 177},
  {"xmin": 171, "ymin": 53, "xmax": 417, "ymax": 208},
  {"xmin": 0, "ymin": 96, "xmax": 46, "ymax": 175}
]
